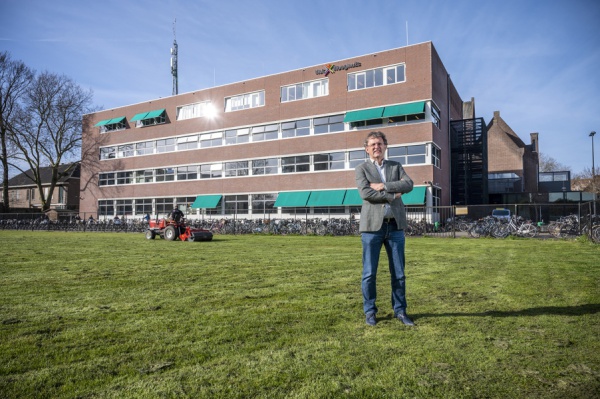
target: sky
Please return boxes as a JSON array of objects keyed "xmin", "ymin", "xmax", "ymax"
[{"xmin": 1, "ymin": 0, "xmax": 599, "ymax": 175}]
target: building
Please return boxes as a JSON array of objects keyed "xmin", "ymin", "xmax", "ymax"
[
  {"xmin": 80, "ymin": 42, "xmax": 466, "ymax": 220},
  {"xmin": 1, "ymin": 163, "xmax": 81, "ymax": 211},
  {"xmin": 486, "ymin": 110, "xmax": 539, "ymax": 203}
]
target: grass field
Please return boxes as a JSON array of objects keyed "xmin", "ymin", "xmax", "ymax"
[{"xmin": 0, "ymin": 231, "xmax": 598, "ymax": 398}]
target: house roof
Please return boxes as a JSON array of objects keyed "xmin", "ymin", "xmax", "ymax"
[
  {"xmin": 7, "ymin": 163, "xmax": 80, "ymax": 187},
  {"xmin": 487, "ymin": 111, "xmax": 527, "ymax": 148}
]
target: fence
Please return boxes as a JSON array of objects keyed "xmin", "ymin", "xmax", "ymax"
[{"xmin": 0, "ymin": 201, "xmax": 597, "ymax": 240}]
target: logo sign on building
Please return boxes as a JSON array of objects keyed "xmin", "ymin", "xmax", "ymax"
[{"xmin": 315, "ymin": 61, "xmax": 361, "ymax": 76}]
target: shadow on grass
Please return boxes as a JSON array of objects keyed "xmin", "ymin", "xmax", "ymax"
[{"xmin": 411, "ymin": 304, "xmax": 600, "ymax": 319}]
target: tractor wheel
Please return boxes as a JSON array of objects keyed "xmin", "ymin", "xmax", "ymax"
[
  {"xmin": 145, "ymin": 229, "xmax": 156, "ymax": 240},
  {"xmin": 164, "ymin": 225, "xmax": 178, "ymax": 241}
]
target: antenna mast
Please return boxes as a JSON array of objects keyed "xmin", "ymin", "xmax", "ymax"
[{"xmin": 171, "ymin": 19, "xmax": 178, "ymax": 96}]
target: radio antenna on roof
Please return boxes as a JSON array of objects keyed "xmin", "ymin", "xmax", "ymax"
[{"xmin": 170, "ymin": 18, "xmax": 178, "ymax": 96}]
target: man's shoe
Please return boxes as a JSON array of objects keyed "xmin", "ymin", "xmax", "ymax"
[
  {"xmin": 365, "ymin": 312, "xmax": 377, "ymax": 326},
  {"xmin": 395, "ymin": 311, "xmax": 415, "ymax": 326}
]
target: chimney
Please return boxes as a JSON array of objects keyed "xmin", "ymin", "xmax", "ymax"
[{"xmin": 530, "ymin": 133, "xmax": 539, "ymax": 153}]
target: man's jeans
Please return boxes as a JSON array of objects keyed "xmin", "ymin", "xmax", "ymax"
[{"xmin": 361, "ymin": 221, "xmax": 407, "ymax": 315}]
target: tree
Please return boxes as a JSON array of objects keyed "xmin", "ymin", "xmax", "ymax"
[
  {"xmin": 538, "ymin": 152, "xmax": 570, "ymax": 173},
  {"xmin": 9, "ymin": 71, "xmax": 95, "ymax": 212},
  {"xmin": 0, "ymin": 51, "xmax": 34, "ymax": 211}
]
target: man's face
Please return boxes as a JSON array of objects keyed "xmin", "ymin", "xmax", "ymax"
[{"xmin": 365, "ymin": 137, "xmax": 386, "ymax": 161}]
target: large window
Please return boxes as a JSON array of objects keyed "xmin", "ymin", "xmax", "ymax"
[
  {"xmin": 136, "ymin": 111, "xmax": 166, "ymax": 127},
  {"xmin": 135, "ymin": 170, "xmax": 153, "ymax": 183},
  {"xmin": 155, "ymin": 198, "xmax": 173, "ymax": 215},
  {"xmin": 252, "ymin": 193, "xmax": 276, "ymax": 215},
  {"xmin": 98, "ymin": 200, "xmax": 114, "ymax": 217},
  {"xmin": 117, "ymin": 144, "xmax": 134, "ymax": 158},
  {"xmin": 225, "ymin": 161, "xmax": 249, "ymax": 177},
  {"xmin": 116, "ymin": 199, "xmax": 133, "ymax": 215},
  {"xmin": 136, "ymin": 141, "xmax": 154, "ymax": 156},
  {"xmin": 349, "ymin": 150, "xmax": 368, "ymax": 168},
  {"xmin": 224, "ymin": 195, "xmax": 248, "ymax": 214},
  {"xmin": 100, "ymin": 147, "xmax": 116, "ymax": 160},
  {"xmin": 388, "ymin": 145, "xmax": 426, "ymax": 165},
  {"xmin": 251, "ymin": 124, "xmax": 278, "ymax": 142},
  {"xmin": 282, "ymin": 155, "xmax": 310, "ymax": 173},
  {"xmin": 313, "ymin": 115, "xmax": 344, "ymax": 135},
  {"xmin": 225, "ymin": 90, "xmax": 265, "ymax": 112},
  {"xmin": 281, "ymin": 119, "xmax": 310, "ymax": 138},
  {"xmin": 348, "ymin": 64, "xmax": 405, "ymax": 91},
  {"xmin": 101, "ymin": 119, "xmax": 126, "ymax": 133},
  {"xmin": 176, "ymin": 101, "xmax": 211, "ymax": 121},
  {"xmin": 225, "ymin": 128, "xmax": 250, "ymax": 145},
  {"xmin": 432, "ymin": 145, "xmax": 441, "ymax": 168},
  {"xmin": 200, "ymin": 132, "xmax": 222, "ymax": 148},
  {"xmin": 99, "ymin": 172, "xmax": 115, "ymax": 186},
  {"xmin": 156, "ymin": 138, "xmax": 176, "ymax": 153},
  {"xmin": 116, "ymin": 171, "xmax": 133, "ymax": 185},
  {"xmin": 155, "ymin": 168, "xmax": 175, "ymax": 182},
  {"xmin": 135, "ymin": 199, "xmax": 153, "ymax": 215},
  {"xmin": 314, "ymin": 152, "xmax": 345, "ymax": 171},
  {"xmin": 177, "ymin": 135, "xmax": 198, "ymax": 150},
  {"xmin": 177, "ymin": 166, "xmax": 198, "ymax": 180},
  {"xmin": 200, "ymin": 164, "xmax": 222, "ymax": 179},
  {"xmin": 281, "ymin": 79, "xmax": 328, "ymax": 102},
  {"xmin": 252, "ymin": 158, "xmax": 278, "ymax": 175}
]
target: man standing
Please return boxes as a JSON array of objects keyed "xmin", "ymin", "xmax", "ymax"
[{"xmin": 355, "ymin": 131, "xmax": 415, "ymax": 326}]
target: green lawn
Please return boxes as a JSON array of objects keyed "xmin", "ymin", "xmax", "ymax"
[{"xmin": 0, "ymin": 232, "xmax": 598, "ymax": 398}]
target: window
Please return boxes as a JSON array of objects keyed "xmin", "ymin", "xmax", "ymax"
[
  {"xmin": 117, "ymin": 144, "xmax": 134, "ymax": 158},
  {"xmin": 177, "ymin": 135, "xmax": 199, "ymax": 150},
  {"xmin": 58, "ymin": 186, "xmax": 64, "ymax": 203},
  {"xmin": 135, "ymin": 170, "xmax": 153, "ymax": 183},
  {"xmin": 100, "ymin": 147, "xmax": 116, "ymax": 160},
  {"xmin": 177, "ymin": 166, "xmax": 198, "ymax": 180},
  {"xmin": 98, "ymin": 200, "xmax": 114, "ymax": 217},
  {"xmin": 388, "ymin": 145, "xmax": 427, "ymax": 165},
  {"xmin": 135, "ymin": 110, "xmax": 166, "ymax": 127},
  {"xmin": 282, "ymin": 155, "xmax": 310, "ymax": 173},
  {"xmin": 314, "ymin": 152, "xmax": 345, "ymax": 171},
  {"xmin": 136, "ymin": 141, "xmax": 154, "ymax": 156},
  {"xmin": 155, "ymin": 198, "xmax": 173, "ymax": 216},
  {"xmin": 281, "ymin": 79, "xmax": 328, "ymax": 102},
  {"xmin": 432, "ymin": 187, "xmax": 441, "ymax": 208},
  {"xmin": 432, "ymin": 145, "xmax": 441, "ymax": 168},
  {"xmin": 349, "ymin": 150, "xmax": 367, "ymax": 168},
  {"xmin": 225, "ymin": 128, "xmax": 250, "ymax": 145},
  {"xmin": 176, "ymin": 197, "xmax": 197, "ymax": 214},
  {"xmin": 200, "ymin": 132, "xmax": 222, "ymax": 148},
  {"xmin": 348, "ymin": 64, "xmax": 405, "ymax": 91},
  {"xmin": 252, "ymin": 193, "xmax": 277, "ymax": 214},
  {"xmin": 101, "ymin": 118, "xmax": 126, "ymax": 133},
  {"xmin": 176, "ymin": 101, "xmax": 211, "ymax": 121},
  {"xmin": 225, "ymin": 90, "xmax": 265, "ymax": 112},
  {"xmin": 349, "ymin": 117, "xmax": 384, "ymax": 130},
  {"xmin": 313, "ymin": 114, "xmax": 344, "ymax": 134},
  {"xmin": 431, "ymin": 104, "xmax": 441, "ymax": 128},
  {"xmin": 155, "ymin": 168, "xmax": 175, "ymax": 182},
  {"xmin": 116, "ymin": 171, "xmax": 133, "ymax": 185},
  {"xmin": 281, "ymin": 119, "xmax": 310, "ymax": 138},
  {"xmin": 99, "ymin": 172, "xmax": 115, "ymax": 186},
  {"xmin": 225, "ymin": 161, "xmax": 249, "ymax": 177},
  {"xmin": 252, "ymin": 158, "xmax": 278, "ymax": 175},
  {"xmin": 224, "ymin": 195, "xmax": 248, "ymax": 214},
  {"xmin": 116, "ymin": 199, "xmax": 133, "ymax": 215},
  {"xmin": 135, "ymin": 199, "xmax": 153, "ymax": 215},
  {"xmin": 251, "ymin": 124, "xmax": 278, "ymax": 142},
  {"xmin": 200, "ymin": 163, "xmax": 222, "ymax": 179},
  {"xmin": 156, "ymin": 138, "xmax": 175, "ymax": 153}
]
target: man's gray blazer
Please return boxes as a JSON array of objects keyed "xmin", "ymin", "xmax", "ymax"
[{"xmin": 355, "ymin": 159, "xmax": 414, "ymax": 232}]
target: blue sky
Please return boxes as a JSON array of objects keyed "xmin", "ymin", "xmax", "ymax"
[{"xmin": 1, "ymin": 0, "xmax": 599, "ymax": 174}]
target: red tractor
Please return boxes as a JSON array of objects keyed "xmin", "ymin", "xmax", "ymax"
[{"xmin": 145, "ymin": 218, "xmax": 213, "ymax": 242}]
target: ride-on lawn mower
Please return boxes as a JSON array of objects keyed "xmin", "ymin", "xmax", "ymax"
[{"xmin": 145, "ymin": 218, "xmax": 213, "ymax": 242}]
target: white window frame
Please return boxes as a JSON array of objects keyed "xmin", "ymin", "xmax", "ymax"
[
  {"xmin": 225, "ymin": 90, "xmax": 265, "ymax": 112},
  {"xmin": 281, "ymin": 78, "xmax": 328, "ymax": 103}
]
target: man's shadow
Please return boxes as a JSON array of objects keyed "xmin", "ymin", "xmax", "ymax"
[{"xmin": 410, "ymin": 303, "xmax": 600, "ymax": 319}]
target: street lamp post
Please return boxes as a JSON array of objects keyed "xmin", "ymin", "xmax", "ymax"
[{"xmin": 590, "ymin": 131, "xmax": 596, "ymax": 215}]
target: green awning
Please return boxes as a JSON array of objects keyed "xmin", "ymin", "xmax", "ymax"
[
  {"xmin": 190, "ymin": 194, "xmax": 222, "ymax": 209},
  {"xmin": 401, "ymin": 186, "xmax": 427, "ymax": 205},
  {"xmin": 343, "ymin": 189, "xmax": 363, "ymax": 206},
  {"xmin": 343, "ymin": 107, "xmax": 385, "ymax": 123},
  {"xmin": 105, "ymin": 116, "xmax": 125, "ymax": 125},
  {"xmin": 131, "ymin": 109, "xmax": 165, "ymax": 122},
  {"xmin": 94, "ymin": 119, "xmax": 111, "ymax": 127},
  {"xmin": 274, "ymin": 191, "xmax": 311, "ymax": 207},
  {"xmin": 382, "ymin": 101, "xmax": 425, "ymax": 118},
  {"xmin": 306, "ymin": 190, "xmax": 347, "ymax": 207}
]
